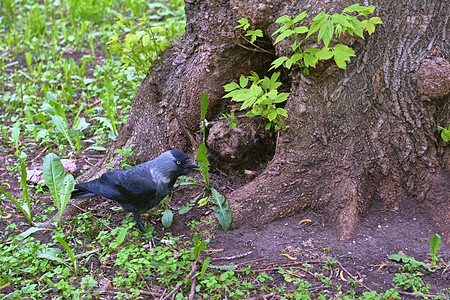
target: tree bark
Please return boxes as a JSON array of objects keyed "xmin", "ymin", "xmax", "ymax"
[{"xmin": 87, "ymin": 0, "xmax": 450, "ymax": 242}]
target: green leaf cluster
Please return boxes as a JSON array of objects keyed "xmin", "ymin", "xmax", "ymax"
[
  {"xmin": 437, "ymin": 125, "xmax": 450, "ymax": 142},
  {"xmin": 271, "ymin": 4, "xmax": 382, "ymax": 71},
  {"xmin": 223, "ymin": 72, "xmax": 289, "ymax": 130},
  {"xmin": 107, "ymin": 11, "xmax": 185, "ymax": 76},
  {"xmin": 236, "ymin": 18, "xmax": 263, "ymax": 43},
  {"xmin": 42, "ymin": 153, "xmax": 75, "ymax": 225}
]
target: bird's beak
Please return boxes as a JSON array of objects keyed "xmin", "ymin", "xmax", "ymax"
[{"xmin": 186, "ymin": 159, "xmax": 199, "ymax": 169}]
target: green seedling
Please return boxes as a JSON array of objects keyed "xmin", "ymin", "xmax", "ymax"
[
  {"xmin": 43, "ymin": 153, "xmax": 75, "ymax": 225},
  {"xmin": 437, "ymin": 125, "xmax": 450, "ymax": 142}
]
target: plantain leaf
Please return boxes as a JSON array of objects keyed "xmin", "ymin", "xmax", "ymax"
[
  {"xmin": 210, "ymin": 188, "xmax": 232, "ymax": 231},
  {"xmin": 43, "ymin": 153, "xmax": 74, "ymax": 223},
  {"xmin": 161, "ymin": 209, "xmax": 173, "ymax": 228},
  {"xmin": 52, "ymin": 115, "xmax": 75, "ymax": 151},
  {"xmin": 196, "ymin": 143, "xmax": 210, "ymax": 188}
]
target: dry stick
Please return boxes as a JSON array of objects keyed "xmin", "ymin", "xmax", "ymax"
[
  {"xmin": 211, "ymin": 250, "xmax": 253, "ymax": 261},
  {"xmin": 397, "ymin": 290, "xmax": 442, "ymax": 299},
  {"xmin": 160, "ymin": 259, "xmax": 199, "ymax": 300},
  {"xmin": 188, "ymin": 273, "xmax": 199, "ymax": 300},
  {"xmin": 337, "ymin": 261, "xmax": 372, "ymax": 292},
  {"xmin": 238, "ymin": 34, "xmax": 275, "ymax": 54}
]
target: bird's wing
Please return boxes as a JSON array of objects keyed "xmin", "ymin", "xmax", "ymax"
[{"xmin": 115, "ymin": 174, "xmax": 161, "ymax": 213}]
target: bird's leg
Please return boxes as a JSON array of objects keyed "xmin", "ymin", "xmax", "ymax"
[
  {"xmin": 133, "ymin": 212, "xmax": 161, "ymax": 245},
  {"xmin": 133, "ymin": 213, "xmax": 147, "ymax": 234}
]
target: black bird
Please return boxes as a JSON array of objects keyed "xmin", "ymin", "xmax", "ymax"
[{"xmin": 71, "ymin": 149, "xmax": 198, "ymax": 233}]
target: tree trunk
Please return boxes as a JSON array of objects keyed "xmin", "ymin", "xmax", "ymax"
[{"xmin": 88, "ymin": 0, "xmax": 450, "ymax": 243}]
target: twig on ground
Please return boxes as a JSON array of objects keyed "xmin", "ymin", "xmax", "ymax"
[
  {"xmin": 212, "ymin": 250, "xmax": 253, "ymax": 261},
  {"xmin": 397, "ymin": 290, "xmax": 442, "ymax": 298},
  {"xmin": 337, "ymin": 261, "xmax": 372, "ymax": 292},
  {"xmin": 188, "ymin": 273, "xmax": 198, "ymax": 300},
  {"xmin": 160, "ymin": 258, "xmax": 199, "ymax": 300}
]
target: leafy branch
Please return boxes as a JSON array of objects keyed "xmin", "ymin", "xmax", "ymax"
[
  {"xmin": 223, "ymin": 71, "xmax": 289, "ymax": 130},
  {"xmin": 270, "ymin": 4, "xmax": 383, "ymax": 72}
]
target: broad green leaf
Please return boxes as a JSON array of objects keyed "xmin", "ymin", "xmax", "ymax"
[
  {"xmin": 333, "ymin": 44, "xmax": 356, "ymax": 69},
  {"xmin": 210, "ymin": 188, "xmax": 232, "ymax": 231},
  {"xmin": 43, "ymin": 153, "xmax": 66, "ymax": 206},
  {"xmin": 293, "ymin": 26, "xmax": 308, "ymax": 34},
  {"xmin": 239, "ymin": 75, "xmax": 249, "ymax": 88},
  {"xmin": 193, "ymin": 232, "xmax": 207, "ymax": 259},
  {"xmin": 369, "ymin": 16, "xmax": 383, "ymax": 24},
  {"xmin": 240, "ymin": 96, "xmax": 258, "ymax": 110},
  {"xmin": 331, "ymin": 13, "xmax": 354, "ymax": 28},
  {"xmin": 388, "ymin": 254, "xmax": 426, "ymax": 267},
  {"xmin": 430, "ymin": 234, "xmax": 441, "ymax": 266},
  {"xmin": 178, "ymin": 204, "xmax": 193, "ymax": 214},
  {"xmin": 223, "ymin": 82, "xmax": 240, "ymax": 92},
  {"xmin": 343, "ymin": 4, "xmax": 366, "ymax": 13},
  {"xmin": 274, "ymin": 93, "xmax": 289, "ymax": 103},
  {"xmin": 275, "ymin": 15, "xmax": 292, "ymax": 24},
  {"xmin": 111, "ymin": 227, "xmax": 128, "ymax": 248},
  {"xmin": 272, "ymin": 25, "xmax": 288, "ymax": 36},
  {"xmin": 267, "ymin": 111, "xmax": 277, "ymax": 121},
  {"xmin": 52, "ymin": 115, "xmax": 75, "ymax": 151},
  {"xmin": 363, "ymin": 17, "xmax": 383, "ymax": 35},
  {"xmin": 276, "ymin": 108, "xmax": 288, "ymax": 117},
  {"xmin": 236, "ymin": 18, "xmax": 250, "ymax": 30},
  {"xmin": 161, "ymin": 209, "xmax": 173, "ymax": 228},
  {"xmin": 201, "ymin": 92, "xmax": 208, "ymax": 121},
  {"xmin": 59, "ymin": 174, "xmax": 75, "ymax": 218},
  {"xmin": 303, "ymin": 52, "xmax": 319, "ymax": 68},
  {"xmin": 142, "ymin": 34, "xmax": 150, "ymax": 47},
  {"xmin": 198, "ymin": 196, "xmax": 209, "ymax": 207},
  {"xmin": 37, "ymin": 248, "xmax": 65, "ymax": 264},
  {"xmin": 246, "ymin": 29, "xmax": 263, "ymax": 43},
  {"xmin": 269, "ymin": 56, "xmax": 288, "ymax": 70},
  {"xmin": 19, "ymin": 227, "xmax": 47, "ymax": 239},
  {"xmin": 316, "ymin": 47, "xmax": 334, "ymax": 60},
  {"xmin": 292, "ymin": 11, "xmax": 307, "ymax": 23},
  {"xmin": 307, "ymin": 12, "xmax": 329, "ymax": 38},
  {"xmin": 196, "ymin": 143, "xmax": 209, "ymax": 187},
  {"xmin": 274, "ymin": 29, "xmax": 294, "ymax": 44},
  {"xmin": 317, "ymin": 19, "xmax": 334, "ymax": 47},
  {"xmin": 201, "ymin": 257, "xmax": 211, "ymax": 277},
  {"xmin": 270, "ymin": 72, "xmax": 280, "ymax": 86},
  {"xmin": 223, "ymin": 89, "xmax": 252, "ymax": 102}
]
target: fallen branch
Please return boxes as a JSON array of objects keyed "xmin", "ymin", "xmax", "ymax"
[
  {"xmin": 212, "ymin": 250, "xmax": 253, "ymax": 261},
  {"xmin": 160, "ymin": 258, "xmax": 199, "ymax": 300},
  {"xmin": 397, "ymin": 290, "xmax": 444, "ymax": 299},
  {"xmin": 337, "ymin": 261, "xmax": 372, "ymax": 292}
]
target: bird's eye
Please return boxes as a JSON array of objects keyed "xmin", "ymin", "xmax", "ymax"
[{"xmin": 176, "ymin": 160, "xmax": 182, "ymax": 165}]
